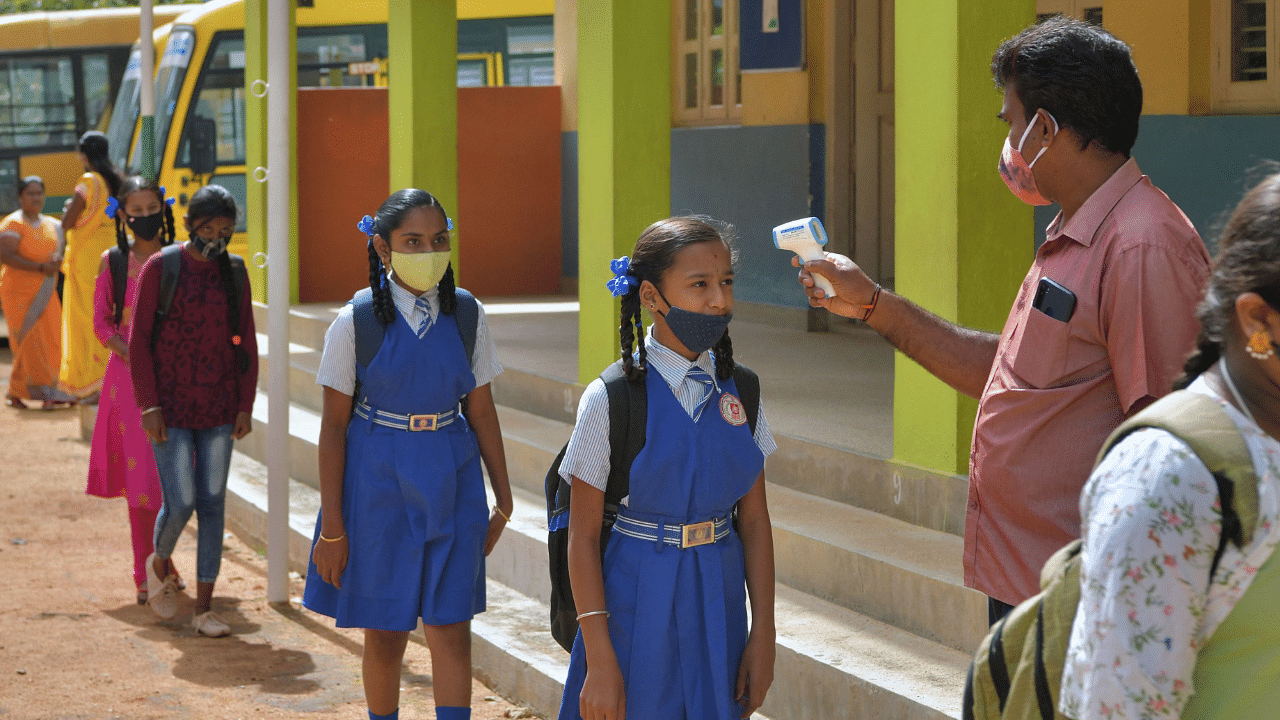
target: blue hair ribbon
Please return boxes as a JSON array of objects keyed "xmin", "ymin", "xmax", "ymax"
[
  {"xmin": 357, "ymin": 214, "xmax": 375, "ymax": 237},
  {"xmin": 159, "ymin": 185, "xmax": 176, "ymax": 206},
  {"xmin": 446, "ymin": 217, "xmax": 454, "ymax": 231},
  {"xmin": 104, "ymin": 196, "xmax": 119, "ymax": 220},
  {"xmin": 606, "ymin": 256, "xmax": 639, "ymax": 297}
]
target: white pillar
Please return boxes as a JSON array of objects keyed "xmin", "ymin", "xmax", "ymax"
[
  {"xmin": 139, "ymin": 0, "xmax": 155, "ymax": 178},
  {"xmin": 265, "ymin": 0, "xmax": 292, "ymax": 604}
]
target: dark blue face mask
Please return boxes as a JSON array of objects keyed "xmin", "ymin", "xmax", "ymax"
[{"xmin": 654, "ymin": 286, "xmax": 731, "ymax": 355}]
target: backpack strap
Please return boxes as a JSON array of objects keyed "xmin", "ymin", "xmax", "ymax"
[
  {"xmin": 350, "ymin": 287, "xmax": 383, "ymax": 371},
  {"xmin": 601, "ymin": 360, "xmax": 645, "ymax": 509},
  {"xmin": 1099, "ymin": 390, "xmax": 1260, "ymax": 575},
  {"xmin": 453, "ymin": 287, "xmax": 479, "ymax": 368},
  {"xmin": 732, "ymin": 363, "xmax": 761, "ymax": 436},
  {"xmin": 229, "ymin": 253, "xmax": 246, "ymax": 308},
  {"xmin": 108, "ymin": 246, "xmax": 128, "ymax": 327},
  {"xmin": 155, "ymin": 243, "xmax": 183, "ymax": 320}
]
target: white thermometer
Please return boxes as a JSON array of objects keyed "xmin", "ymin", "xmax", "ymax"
[{"xmin": 773, "ymin": 217, "xmax": 836, "ymax": 297}]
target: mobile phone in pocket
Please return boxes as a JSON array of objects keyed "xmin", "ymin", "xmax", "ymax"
[{"xmin": 1033, "ymin": 277, "xmax": 1076, "ymax": 322}]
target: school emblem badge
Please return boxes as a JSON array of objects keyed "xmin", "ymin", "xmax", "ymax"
[{"xmin": 720, "ymin": 393, "xmax": 746, "ymax": 426}]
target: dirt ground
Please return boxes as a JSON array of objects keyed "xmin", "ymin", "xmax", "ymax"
[{"xmin": 0, "ymin": 346, "xmax": 541, "ymax": 720}]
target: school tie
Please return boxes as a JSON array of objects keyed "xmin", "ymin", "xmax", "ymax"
[
  {"xmin": 415, "ymin": 295, "xmax": 433, "ymax": 338},
  {"xmin": 686, "ymin": 365, "xmax": 715, "ymax": 422}
]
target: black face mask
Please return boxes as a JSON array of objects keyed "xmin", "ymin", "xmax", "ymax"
[
  {"xmin": 126, "ymin": 212, "xmax": 165, "ymax": 241},
  {"xmin": 190, "ymin": 232, "xmax": 230, "ymax": 258},
  {"xmin": 654, "ymin": 287, "xmax": 732, "ymax": 355}
]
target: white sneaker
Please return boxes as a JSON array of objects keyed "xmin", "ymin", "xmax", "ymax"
[
  {"xmin": 192, "ymin": 610, "xmax": 230, "ymax": 637},
  {"xmin": 145, "ymin": 553, "xmax": 179, "ymax": 620}
]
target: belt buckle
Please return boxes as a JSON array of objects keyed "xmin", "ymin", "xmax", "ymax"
[
  {"xmin": 681, "ymin": 520, "xmax": 716, "ymax": 548},
  {"xmin": 408, "ymin": 414, "xmax": 438, "ymax": 432}
]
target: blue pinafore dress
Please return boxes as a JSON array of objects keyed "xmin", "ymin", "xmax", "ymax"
[
  {"xmin": 557, "ymin": 367, "xmax": 765, "ymax": 720},
  {"xmin": 302, "ymin": 304, "xmax": 488, "ymax": 631}
]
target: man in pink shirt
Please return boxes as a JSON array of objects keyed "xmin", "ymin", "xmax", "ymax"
[{"xmin": 796, "ymin": 17, "xmax": 1210, "ymax": 622}]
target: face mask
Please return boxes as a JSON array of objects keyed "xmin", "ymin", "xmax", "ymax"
[
  {"xmin": 190, "ymin": 232, "xmax": 229, "ymax": 258},
  {"xmin": 127, "ymin": 212, "xmax": 165, "ymax": 241},
  {"xmin": 998, "ymin": 111, "xmax": 1058, "ymax": 206},
  {"xmin": 654, "ymin": 287, "xmax": 732, "ymax": 355},
  {"xmin": 390, "ymin": 250, "xmax": 450, "ymax": 291}
]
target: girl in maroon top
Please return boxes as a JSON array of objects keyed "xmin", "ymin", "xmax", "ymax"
[{"xmin": 129, "ymin": 185, "xmax": 258, "ymax": 637}]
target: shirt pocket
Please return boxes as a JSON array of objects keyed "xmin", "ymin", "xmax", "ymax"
[{"xmin": 1010, "ymin": 306, "xmax": 1071, "ymax": 389}]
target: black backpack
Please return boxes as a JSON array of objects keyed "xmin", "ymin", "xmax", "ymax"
[
  {"xmin": 544, "ymin": 359, "xmax": 761, "ymax": 652},
  {"xmin": 143, "ymin": 243, "xmax": 249, "ymax": 371}
]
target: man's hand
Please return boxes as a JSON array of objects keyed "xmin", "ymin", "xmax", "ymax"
[{"xmin": 793, "ymin": 253, "xmax": 880, "ymax": 320}]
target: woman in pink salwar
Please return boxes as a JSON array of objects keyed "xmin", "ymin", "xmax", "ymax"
[{"xmin": 85, "ymin": 177, "xmax": 182, "ymax": 603}]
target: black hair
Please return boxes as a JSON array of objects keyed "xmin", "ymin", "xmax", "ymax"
[
  {"xmin": 17, "ymin": 175, "xmax": 43, "ymax": 194},
  {"xmin": 186, "ymin": 184, "xmax": 247, "ymax": 372},
  {"xmin": 991, "ymin": 16, "xmax": 1143, "ymax": 157},
  {"xmin": 1176, "ymin": 172, "xmax": 1280, "ymax": 389},
  {"xmin": 114, "ymin": 176, "xmax": 176, "ymax": 258},
  {"xmin": 619, "ymin": 216, "xmax": 738, "ymax": 383},
  {"xmin": 364, "ymin": 188, "xmax": 454, "ymax": 326},
  {"xmin": 79, "ymin": 131, "xmax": 124, "ymax": 200}
]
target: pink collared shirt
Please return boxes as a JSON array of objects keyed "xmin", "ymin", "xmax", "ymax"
[{"xmin": 965, "ymin": 158, "xmax": 1211, "ymax": 605}]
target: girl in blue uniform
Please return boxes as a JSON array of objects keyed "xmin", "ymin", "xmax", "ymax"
[
  {"xmin": 559, "ymin": 217, "xmax": 778, "ymax": 720},
  {"xmin": 303, "ymin": 189, "xmax": 513, "ymax": 720}
]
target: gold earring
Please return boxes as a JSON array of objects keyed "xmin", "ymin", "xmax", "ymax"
[{"xmin": 1247, "ymin": 328, "xmax": 1276, "ymax": 361}]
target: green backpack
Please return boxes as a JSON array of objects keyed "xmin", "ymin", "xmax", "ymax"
[{"xmin": 962, "ymin": 390, "xmax": 1261, "ymax": 720}]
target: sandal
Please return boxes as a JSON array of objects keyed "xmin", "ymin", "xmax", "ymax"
[
  {"xmin": 136, "ymin": 588, "xmax": 148, "ymax": 605},
  {"xmin": 40, "ymin": 399, "xmax": 77, "ymax": 410},
  {"xmin": 5, "ymin": 395, "xmax": 25, "ymax": 409}
]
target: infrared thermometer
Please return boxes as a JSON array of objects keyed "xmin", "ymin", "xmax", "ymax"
[{"xmin": 773, "ymin": 217, "xmax": 836, "ymax": 297}]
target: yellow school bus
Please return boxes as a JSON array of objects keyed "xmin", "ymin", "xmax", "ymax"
[
  {"xmin": 110, "ymin": 0, "xmax": 554, "ymax": 256},
  {"xmin": 0, "ymin": 6, "xmax": 189, "ymax": 213}
]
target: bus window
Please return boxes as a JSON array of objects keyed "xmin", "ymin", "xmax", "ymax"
[
  {"xmin": 0, "ymin": 158, "xmax": 16, "ymax": 212},
  {"xmin": 177, "ymin": 34, "xmax": 246, "ymax": 168},
  {"xmin": 83, "ymin": 53, "xmax": 115, "ymax": 131},
  {"xmin": 297, "ymin": 27, "xmax": 387, "ymax": 86},
  {"xmin": 208, "ymin": 172, "xmax": 246, "ymax": 232},
  {"xmin": 0, "ymin": 56, "xmax": 77, "ymax": 150},
  {"xmin": 106, "ymin": 50, "xmax": 141, "ymax": 168},
  {"xmin": 131, "ymin": 28, "xmax": 195, "ymax": 171},
  {"xmin": 457, "ymin": 56, "xmax": 491, "ymax": 87},
  {"xmin": 504, "ymin": 23, "xmax": 554, "ymax": 87}
]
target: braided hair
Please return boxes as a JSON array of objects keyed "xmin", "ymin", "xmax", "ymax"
[
  {"xmin": 362, "ymin": 188, "xmax": 455, "ymax": 326},
  {"xmin": 1174, "ymin": 171, "xmax": 1280, "ymax": 389},
  {"xmin": 79, "ymin": 131, "xmax": 123, "ymax": 199},
  {"xmin": 114, "ymin": 176, "xmax": 177, "ymax": 258},
  {"xmin": 186, "ymin": 184, "xmax": 247, "ymax": 372},
  {"xmin": 620, "ymin": 216, "xmax": 739, "ymax": 383}
]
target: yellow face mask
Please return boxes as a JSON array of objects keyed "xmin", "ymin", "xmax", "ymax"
[{"xmin": 390, "ymin": 250, "xmax": 450, "ymax": 292}]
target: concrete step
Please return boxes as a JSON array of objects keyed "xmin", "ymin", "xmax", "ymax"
[
  {"xmin": 255, "ymin": 331, "xmax": 325, "ymax": 414},
  {"xmin": 494, "ymin": 404, "xmax": 985, "ymax": 653},
  {"xmin": 225, "ymin": 450, "xmax": 966, "ymax": 720}
]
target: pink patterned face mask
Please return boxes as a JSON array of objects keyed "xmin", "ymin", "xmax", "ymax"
[{"xmin": 998, "ymin": 111, "xmax": 1058, "ymax": 206}]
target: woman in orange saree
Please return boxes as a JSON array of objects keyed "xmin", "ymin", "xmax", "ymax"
[{"xmin": 0, "ymin": 177, "xmax": 76, "ymax": 409}]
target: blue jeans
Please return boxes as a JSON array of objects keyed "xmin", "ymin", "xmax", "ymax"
[{"xmin": 151, "ymin": 424, "xmax": 234, "ymax": 584}]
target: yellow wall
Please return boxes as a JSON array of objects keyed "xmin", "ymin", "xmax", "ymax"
[
  {"xmin": 738, "ymin": 0, "xmax": 829, "ymax": 127},
  {"xmin": 1106, "ymin": 0, "xmax": 1210, "ymax": 115}
]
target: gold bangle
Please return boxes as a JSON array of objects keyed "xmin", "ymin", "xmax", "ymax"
[
  {"xmin": 493, "ymin": 505, "xmax": 512, "ymax": 523},
  {"xmin": 318, "ymin": 533, "xmax": 346, "ymax": 543},
  {"xmin": 576, "ymin": 609, "xmax": 609, "ymax": 621}
]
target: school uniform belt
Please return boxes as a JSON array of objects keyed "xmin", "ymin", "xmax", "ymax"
[
  {"xmin": 354, "ymin": 401, "xmax": 457, "ymax": 431},
  {"xmin": 612, "ymin": 513, "xmax": 731, "ymax": 549}
]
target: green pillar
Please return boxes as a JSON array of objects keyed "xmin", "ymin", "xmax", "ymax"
[
  {"xmin": 388, "ymin": 2, "xmax": 459, "ymax": 281},
  {"xmin": 893, "ymin": 0, "xmax": 1034, "ymax": 474},
  {"xmin": 244, "ymin": 0, "xmax": 298, "ymax": 303},
  {"xmin": 576, "ymin": 2, "xmax": 670, "ymax": 384}
]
